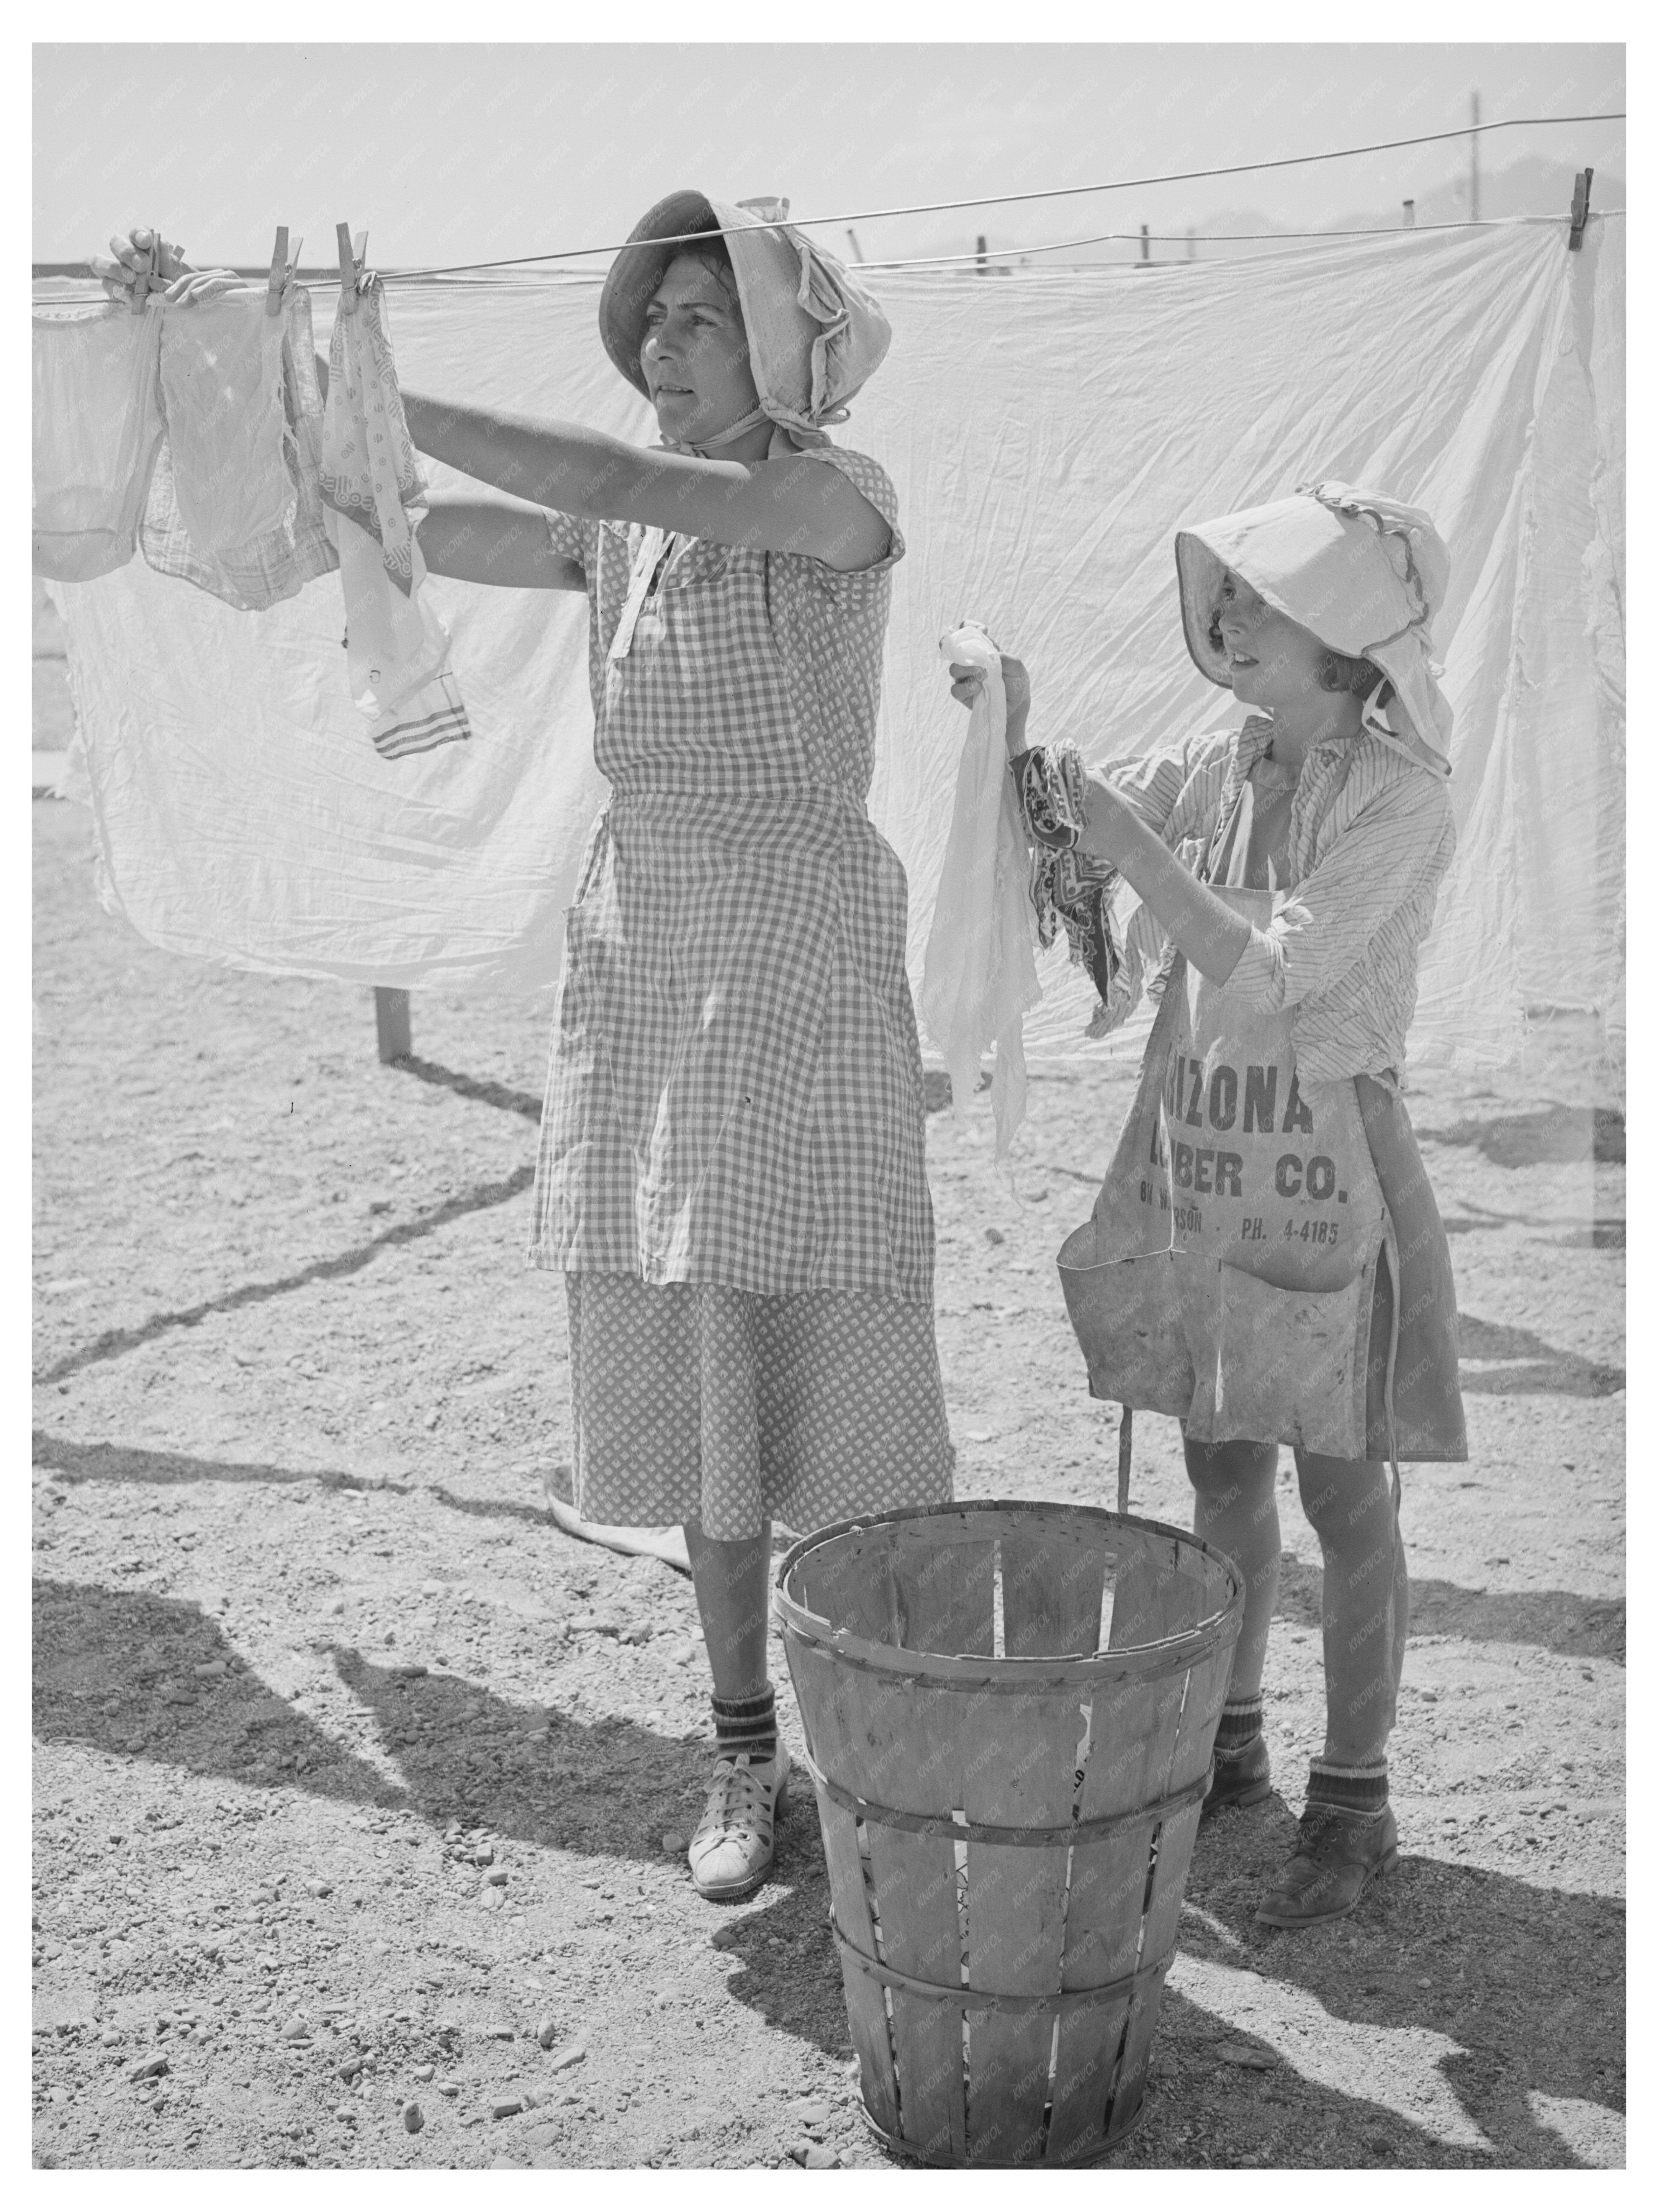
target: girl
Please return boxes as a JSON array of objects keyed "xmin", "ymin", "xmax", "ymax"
[
  {"xmin": 101, "ymin": 196, "xmax": 954, "ymax": 1903},
  {"xmin": 951, "ymin": 483, "xmax": 1467, "ymax": 1928}
]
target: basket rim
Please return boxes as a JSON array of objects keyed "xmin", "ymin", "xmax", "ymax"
[{"xmin": 773, "ymin": 1496, "xmax": 1244, "ymax": 1684}]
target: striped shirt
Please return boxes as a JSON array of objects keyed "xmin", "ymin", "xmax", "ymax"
[{"xmin": 1090, "ymin": 715, "xmax": 1457, "ymax": 1089}]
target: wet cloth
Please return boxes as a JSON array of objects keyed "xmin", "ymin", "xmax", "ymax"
[
  {"xmin": 321, "ymin": 274, "xmax": 470, "ymax": 759},
  {"xmin": 565, "ymin": 1276, "xmax": 953, "ymax": 1541},
  {"xmin": 32, "ymin": 298, "xmax": 166, "ymax": 582},
  {"xmin": 1054, "ymin": 717, "xmax": 1457, "ymax": 1090},
  {"xmin": 139, "ymin": 284, "xmax": 337, "ymax": 612},
  {"xmin": 919, "ymin": 623, "xmax": 1041, "ymax": 1153}
]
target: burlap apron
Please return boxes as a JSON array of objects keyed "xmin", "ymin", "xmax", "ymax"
[{"xmin": 1059, "ymin": 878, "xmax": 1399, "ymax": 1459}]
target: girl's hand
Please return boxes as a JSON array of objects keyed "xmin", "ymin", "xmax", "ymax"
[{"xmin": 947, "ymin": 653, "xmax": 1031, "ymax": 757}]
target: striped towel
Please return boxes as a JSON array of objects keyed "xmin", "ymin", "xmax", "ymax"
[{"xmin": 322, "ymin": 275, "xmax": 470, "ymax": 760}]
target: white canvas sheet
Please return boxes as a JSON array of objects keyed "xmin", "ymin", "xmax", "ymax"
[{"xmin": 50, "ymin": 217, "xmax": 1624, "ymax": 1077}]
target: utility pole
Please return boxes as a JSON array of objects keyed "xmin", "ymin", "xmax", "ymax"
[{"xmin": 1470, "ymin": 90, "xmax": 1480, "ymax": 224}]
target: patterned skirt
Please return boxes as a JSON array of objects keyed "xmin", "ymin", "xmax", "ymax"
[{"xmin": 565, "ymin": 1272, "xmax": 956, "ymax": 1542}]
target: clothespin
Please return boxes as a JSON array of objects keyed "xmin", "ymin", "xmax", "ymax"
[
  {"xmin": 336, "ymin": 223, "xmax": 368, "ymax": 316},
  {"xmin": 265, "ymin": 225, "xmax": 304, "ymax": 316},
  {"xmin": 130, "ymin": 229, "xmax": 157, "ymax": 316},
  {"xmin": 1568, "ymin": 167, "xmax": 1594, "ymax": 251}
]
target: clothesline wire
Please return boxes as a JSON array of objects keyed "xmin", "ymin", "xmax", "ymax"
[
  {"xmin": 856, "ymin": 208, "xmax": 1625, "ymax": 272},
  {"xmin": 378, "ymin": 108, "xmax": 1624, "ymax": 283}
]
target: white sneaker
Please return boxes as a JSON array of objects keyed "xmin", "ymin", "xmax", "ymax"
[{"xmin": 688, "ymin": 1745, "xmax": 791, "ymax": 1902}]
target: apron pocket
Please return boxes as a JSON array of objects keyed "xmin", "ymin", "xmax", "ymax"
[
  {"xmin": 1185, "ymin": 1258, "xmax": 1375, "ymax": 1459},
  {"xmin": 1057, "ymin": 1230, "xmax": 1196, "ymax": 1421}
]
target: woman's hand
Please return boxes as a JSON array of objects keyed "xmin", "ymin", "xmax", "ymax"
[
  {"xmin": 89, "ymin": 226, "xmax": 238, "ymax": 307},
  {"xmin": 947, "ymin": 653, "xmax": 1031, "ymax": 757}
]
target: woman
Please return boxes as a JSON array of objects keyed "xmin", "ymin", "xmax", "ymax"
[
  {"xmin": 951, "ymin": 483, "xmax": 1467, "ymax": 1928},
  {"xmin": 101, "ymin": 197, "xmax": 954, "ymax": 1902}
]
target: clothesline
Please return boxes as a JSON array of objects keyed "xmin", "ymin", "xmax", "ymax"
[
  {"xmin": 855, "ymin": 208, "xmax": 1626, "ymax": 272},
  {"xmin": 377, "ymin": 108, "xmax": 1624, "ymax": 283},
  {"xmin": 36, "ymin": 207, "xmax": 1624, "ymax": 305}
]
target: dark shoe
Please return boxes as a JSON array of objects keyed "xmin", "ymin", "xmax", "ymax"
[
  {"xmin": 1202, "ymin": 1732, "xmax": 1272, "ymax": 1820},
  {"xmin": 1254, "ymin": 1804, "xmax": 1399, "ymax": 1928}
]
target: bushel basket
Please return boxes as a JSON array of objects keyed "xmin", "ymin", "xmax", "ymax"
[{"xmin": 776, "ymin": 1499, "xmax": 1243, "ymax": 2167}]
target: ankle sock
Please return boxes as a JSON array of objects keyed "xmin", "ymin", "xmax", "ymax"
[
  {"xmin": 1214, "ymin": 1694, "xmax": 1264, "ymax": 1756},
  {"xmin": 1306, "ymin": 1757, "xmax": 1388, "ymax": 1819},
  {"xmin": 711, "ymin": 1686, "xmax": 777, "ymax": 1766}
]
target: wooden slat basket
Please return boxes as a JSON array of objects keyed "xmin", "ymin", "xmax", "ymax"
[{"xmin": 775, "ymin": 1499, "xmax": 1243, "ymax": 2167}]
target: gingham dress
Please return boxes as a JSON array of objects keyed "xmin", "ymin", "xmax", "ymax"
[{"xmin": 529, "ymin": 447, "xmax": 954, "ymax": 1540}]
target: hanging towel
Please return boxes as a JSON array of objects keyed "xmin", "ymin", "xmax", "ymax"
[
  {"xmin": 32, "ymin": 298, "xmax": 165, "ymax": 582},
  {"xmin": 321, "ymin": 272, "xmax": 470, "ymax": 759},
  {"xmin": 920, "ymin": 621, "xmax": 1041, "ymax": 1152},
  {"xmin": 139, "ymin": 284, "xmax": 337, "ymax": 612}
]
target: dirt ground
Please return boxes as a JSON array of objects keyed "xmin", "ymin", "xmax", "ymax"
[{"xmin": 31, "ymin": 791, "xmax": 1625, "ymax": 2170}]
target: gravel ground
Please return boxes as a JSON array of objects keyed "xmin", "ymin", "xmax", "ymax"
[{"xmin": 32, "ymin": 793, "xmax": 1625, "ymax": 2170}]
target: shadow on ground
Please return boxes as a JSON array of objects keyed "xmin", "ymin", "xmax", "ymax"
[
  {"xmin": 1167, "ymin": 1797, "xmax": 1625, "ymax": 2167},
  {"xmin": 1456, "ymin": 1315, "xmax": 1623, "ymax": 1398},
  {"xmin": 1272, "ymin": 1552, "xmax": 1624, "ymax": 1661},
  {"xmin": 34, "ymin": 1166, "xmax": 535, "ymax": 1389}
]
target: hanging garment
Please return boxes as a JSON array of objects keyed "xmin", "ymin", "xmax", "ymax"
[
  {"xmin": 139, "ymin": 284, "xmax": 337, "ymax": 613},
  {"xmin": 49, "ymin": 219, "xmax": 1622, "ymax": 1041},
  {"xmin": 918, "ymin": 622, "xmax": 1041, "ymax": 1153},
  {"xmin": 1057, "ymin": 776, "xmax": 1465, "ymax": 1460},
  {"xmin": 321, "ymin": 273, "xmax": 469, "ymax": 759},
  {"xmin": 32, "ymin": 298, "xmax": 165, "ymax": 582}
]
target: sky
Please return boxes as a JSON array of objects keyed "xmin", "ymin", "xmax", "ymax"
[{"xmin": 32, "ymin": 40, "xmax": 1626, "ymax": 274}]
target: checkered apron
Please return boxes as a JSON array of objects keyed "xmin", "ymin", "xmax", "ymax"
[
  {"xmin": 528, "ymin": 449, "xmax": 953, "ymax": 1537},
  {"xmin": 530, "ymin": 447, "xmax": 935, "ymax": 1303}
]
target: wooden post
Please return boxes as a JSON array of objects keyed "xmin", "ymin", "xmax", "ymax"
[
  {"xmin": 1403, "ymin": 199, "xmax": 1416, "ymax": 228},
  {"xmin": 975, "ymin": 233, "xmax": 987, "ymax": 274},
  {"xmin": 375, "ymin": 987, "xmax": 411, "ymax": 1063},
  {"xmin": 1140, "ymin": 224, "xmax": 1150, "ymax": 264}
]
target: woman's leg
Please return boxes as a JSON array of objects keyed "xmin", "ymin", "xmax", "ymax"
[
  {"xmin": 1184, "ymin": 1435, "xmax": 1280, "ymax": 1697},
  {"xmin": 683, "ymin": 1518, "xmax": 787, "ymax": 1902},
  {"xmin": 684, "ymin": 1518, "xmax": 771, "ymax": 1700}
]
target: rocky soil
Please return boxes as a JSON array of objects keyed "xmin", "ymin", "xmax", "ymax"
[{"xmin": 32, "ymin": 794, "xmax": 1625, "ymax": 2169}]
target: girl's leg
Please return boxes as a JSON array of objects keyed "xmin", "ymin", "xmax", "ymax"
[
  {"xmin": 1184, "ymin": 1435, "xmax": 1280, "ymax": 1696},
  {"xmin": 683, "ymin": 1519, "xmax": 788, "ymax": 1902},
  {"xmin": 1185, "ymin": 1436, "xmax": 1280, "ymax": 1813},
  {"xmin": 1254, "ymin": 1451, "xmax": 1403, "ymax": 1929},
  {"xmin": 1293, "ymin": 1452, "xmax": 1404, "ymax": 1768}
]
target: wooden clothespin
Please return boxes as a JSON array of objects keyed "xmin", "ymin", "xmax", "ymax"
[
  {"xmin": 1568, "ymin": 167, "xmax": 1594, "ymax": 251},
  {"xmin": 265, "ymin": 225, "xmax": 301, "ymax": 316},
  {"xmin": 336, "ymin": 223, "xmax": 368, "ymax": 316},
  {"xmin": 130, "ymin": 229, "xmax": 157, "ymax": 316}
]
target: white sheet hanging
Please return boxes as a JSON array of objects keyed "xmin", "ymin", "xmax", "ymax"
[{"xmin": 47, "ymin": 220, "xmax": 1624, "ymax": 1075}]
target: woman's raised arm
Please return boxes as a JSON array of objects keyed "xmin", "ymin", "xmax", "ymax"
[{"xmin": 399, "ymin": 390, "xmax": 888, "ymax": 573}]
